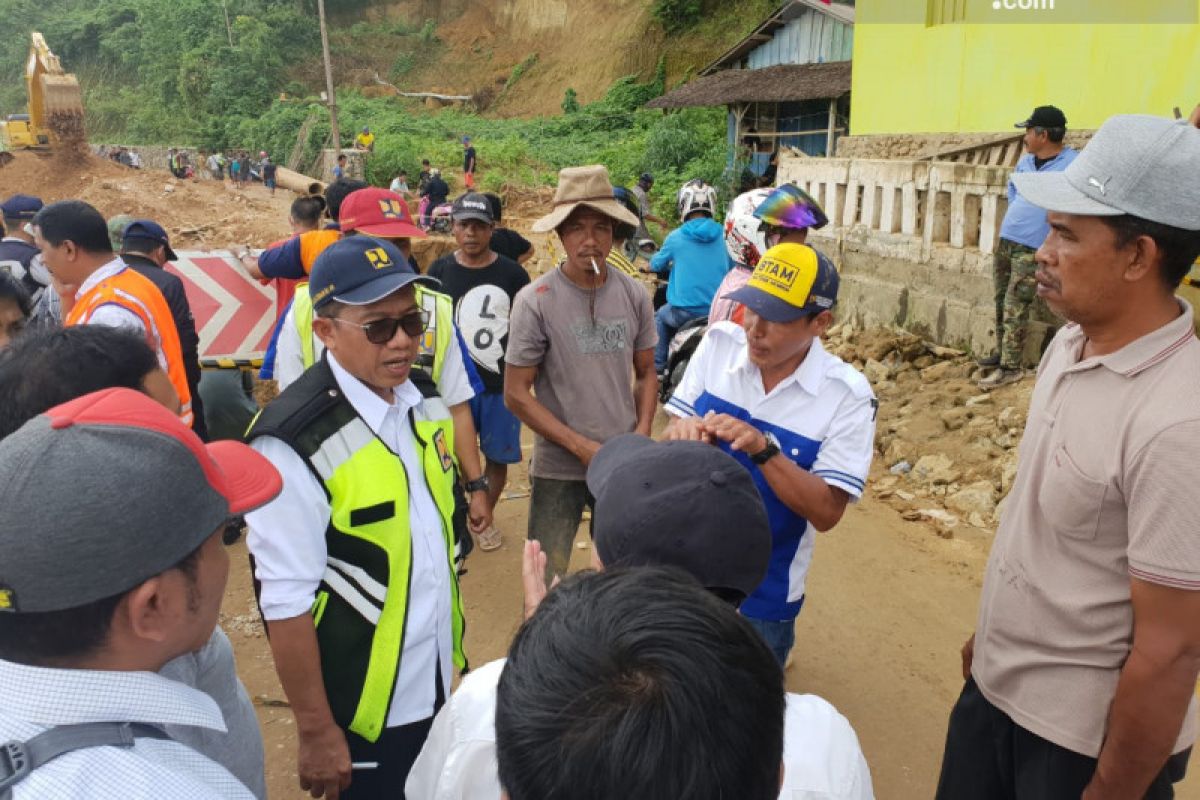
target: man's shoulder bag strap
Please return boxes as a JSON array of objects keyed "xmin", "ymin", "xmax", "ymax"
[{"xmin": 0, "ymin": 721, "xmax": 171, "ymax": 798}]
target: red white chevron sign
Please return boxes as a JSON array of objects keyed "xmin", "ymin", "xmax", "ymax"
[{"xmin": 166, "ymin": 251, "xmax": 277, "ymax": 362}]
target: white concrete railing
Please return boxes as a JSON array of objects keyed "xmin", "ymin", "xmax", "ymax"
[{"xmin": 777, "ymin": 156, "xmax": 1011, "ymax": 257}]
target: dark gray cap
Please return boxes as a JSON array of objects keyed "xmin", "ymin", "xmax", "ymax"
[
  {"xmin": 451, "ymin": 192, "xmax": 494, "ymax": 224},
  {"xmin": 0, "ymin": 388, "xmax": 282, "ymax": 614},
  {"xmin": 586, "ymin": 434, "xmax": 771, "ymax": 601}
]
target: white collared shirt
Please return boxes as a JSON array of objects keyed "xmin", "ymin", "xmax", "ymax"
[
  {"xmin": 665, "ymin": 322, "xmax": 876, "ymax": 619},
  {"xmin": 246, "ymin": 353, "xmax": 453, "ymax": 727},
  {"xmin": 74, "ymin": 258, "xmax": 146, "ymax": 335},
  {"xmin": 0, "ymin": 658, "xmax": 254, "ymax": 798},
  {"xmin": 405, "ymin": 659, "xmax": 876, "ymax": 800}
]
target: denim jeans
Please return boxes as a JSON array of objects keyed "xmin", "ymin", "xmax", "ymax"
[
  {"xmin": 655, "ymin": 303, "xmax": 703, "ymax": 372},
  {"xmin": 743, "ymin": 616, "xmax": 796, "ymax": 668}
]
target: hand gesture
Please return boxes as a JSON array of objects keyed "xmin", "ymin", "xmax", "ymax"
[{"xmin": 297, "ymin": 721, "xmax": 352, "ymax": 799}]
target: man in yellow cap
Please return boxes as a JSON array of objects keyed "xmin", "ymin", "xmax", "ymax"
[{"xmin": 663, "ymin": 242, "xmax": 877, "ymax": 668}]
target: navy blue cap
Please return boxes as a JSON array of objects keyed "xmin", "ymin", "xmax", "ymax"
[
  {"xmin": 586, "ymin": 434, "xmax": 771, "ymax": 601},
  {"xmin": 1, "ymin": 194, "xmax": 43, "ymax": 221},
  {"xmin": 309, "ymin": 236, "xmax": 438, "ymax": 310},
  {"xmin": 122, "ymin": 219, "xmax": 178, "ymax": 261}
]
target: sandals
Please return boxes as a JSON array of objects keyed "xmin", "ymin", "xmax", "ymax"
[{"xmin": 477, "ymin": 525, "xmax": 503, "ymax": 552}]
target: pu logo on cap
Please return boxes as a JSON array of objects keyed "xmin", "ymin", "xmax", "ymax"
[
  {"xmin": 365, "ymin": 247, "xmax": 394, "ymax": 270},
  {"xmin": 1088, "ymin": 176, "xmax": 1111, "ymax": 196},
  {"xmin": 378, "ymin": 199, "xmax": 405, "ymax": 219}
]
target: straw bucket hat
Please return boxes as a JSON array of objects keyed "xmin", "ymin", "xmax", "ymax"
[{"xmin": 531, "ymin": 165, "xmax": 641, "ymax": 233}]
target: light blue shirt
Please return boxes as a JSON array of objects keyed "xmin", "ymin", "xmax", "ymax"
[{"xmin": 1000, "ymin": 147, "xmax": 1078, "ymax": 250}]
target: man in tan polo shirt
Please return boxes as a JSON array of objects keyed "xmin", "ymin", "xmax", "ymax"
[{"xmin": 936, "ymin": 114, "xmax": 1200, "ymax": 799}]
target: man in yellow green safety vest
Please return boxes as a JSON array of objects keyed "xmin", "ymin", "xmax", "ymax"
[
  {"xmin": 273, "ymin": 187, "xmax": 493, "ymax": 543},
  {"xmin": 246, "ymin": 236, "xmax": 466, "ymax": 798}
]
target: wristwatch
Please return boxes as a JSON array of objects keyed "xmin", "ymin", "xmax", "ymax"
[
  {"xmin": 749, "ymin": 432, "xmax": 781, "ymax": 465},
  {"xmin": 464, "ymin": 475, "xmax": 490, "ymax": 494}
]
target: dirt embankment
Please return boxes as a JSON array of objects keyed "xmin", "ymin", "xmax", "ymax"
[
  {"xmin": 822, "ymin": 323, "xmax": 1035, "ymax": 540},
  {"xmin": 1, "ymin": 150, "xmax": 296, "ymax": 249}
]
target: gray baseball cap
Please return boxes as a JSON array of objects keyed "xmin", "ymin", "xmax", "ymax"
[
  {"xmin": 1013, "ymin": 114, "xmax": 1200, "ymax": 231},
  {"xmin": 0, "ymin": 388, "xmax": 282, "ymax": 614}
]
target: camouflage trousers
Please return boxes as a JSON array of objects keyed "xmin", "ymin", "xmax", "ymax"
[{"xmin": 993, "ymin": 239, "xmax": 1039, "ymax": 369}]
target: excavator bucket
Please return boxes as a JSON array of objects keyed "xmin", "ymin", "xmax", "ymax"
[{"xmin": 41, "ymin": 75, "xmax": 83, "ymax": 117}]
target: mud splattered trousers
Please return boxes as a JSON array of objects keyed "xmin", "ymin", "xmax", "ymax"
[
  {"xmin": 527, "ymin": 476, "xmax": 594, "ymax": 586},
  {"xmin": 992, "ymin": 238, "xmax": 1039, "ymax": 370}
]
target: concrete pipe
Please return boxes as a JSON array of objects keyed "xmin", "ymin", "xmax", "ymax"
[{"xmin": 275, "ymin": 165, "xmax": 325, "ymax": 196}]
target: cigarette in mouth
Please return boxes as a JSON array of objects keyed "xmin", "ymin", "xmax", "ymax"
[{"xmin": 590, "ymin": 258, "xmax": 600, "ymax": 275}]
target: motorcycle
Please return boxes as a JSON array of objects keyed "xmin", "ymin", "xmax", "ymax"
[{"xmin": 659, "ymin": 315, "xmax": 707, "ymax": 403}]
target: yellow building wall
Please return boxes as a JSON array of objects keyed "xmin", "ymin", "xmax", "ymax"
[{"xmin": 851, "ymin": 13, "xmax": 1200, "ymax": 134}]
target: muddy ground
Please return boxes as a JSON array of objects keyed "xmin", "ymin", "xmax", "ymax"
[{"xmin": 6, "ymin": 152, "xmax": 1198, "ymax": 797}]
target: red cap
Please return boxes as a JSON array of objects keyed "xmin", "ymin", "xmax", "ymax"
[
  {"xmin": 339, "ymin": 188, "xmax": 426, "ymax": 239},
  {"xmin": 46, "ymin": 387, "xmax": 282, "ymax": 516}
]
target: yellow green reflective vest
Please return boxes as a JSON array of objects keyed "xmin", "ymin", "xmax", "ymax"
[
  {"xmin": 246, "ymin": 357, "xmax": 467, "ymax": 743},
  {"xmin": 293, "ymin": 282, "xmax": 455, "ymax": 385}
]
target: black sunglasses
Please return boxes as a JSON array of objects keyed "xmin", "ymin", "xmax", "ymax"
[{"xmin": 333, "ymin": 309, "xmax": 430, "ymax": 344}]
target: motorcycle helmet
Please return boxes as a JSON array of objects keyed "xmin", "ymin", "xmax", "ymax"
[
  {"xmin": 676, "ymin": 179, "xmax": 718, "ymax": 222},
  {"xmin": 752, "ymin": 183, "xmax": 829, "ymax": 232},
  {"xmin": 725, "ymin": 188, "xmax": 772, "ymax": 268}
]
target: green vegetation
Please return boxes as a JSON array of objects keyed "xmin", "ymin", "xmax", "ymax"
[
  {"xmin": 561, "ymin": 88, "xmax": 580, "ymax": 114},
  {"xmin": 0, "ymin": 2, "xmax": 735, "ymax": 222},
  {"xmin": 238, "ymin": 73, "xmax": 730, "ymax": 223},
  {"xmin": 652, "ymin": 0, "xmax": 704, "ymax": 32}
]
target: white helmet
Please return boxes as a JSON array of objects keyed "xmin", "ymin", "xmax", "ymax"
[
  {"xmin": 724, "ymin": 188, "xmax": 772, "ymax": 268},
  {"xmin": 676, "ymin": 179, "xmax": 718, "ymax": 222}
]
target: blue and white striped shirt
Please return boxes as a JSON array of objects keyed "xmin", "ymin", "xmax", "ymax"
[{"xmin": 666, "ymin": 323, "xmax": 877, "ymax": 621}]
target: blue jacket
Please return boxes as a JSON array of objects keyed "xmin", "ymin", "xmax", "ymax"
[
  {"xmin": 1000, "ymin": 148, "xmax": 1078, "ymax": 250},
  {"xmin": 649, "ymin": 217, "xmax": 732, "ymax": 315}
]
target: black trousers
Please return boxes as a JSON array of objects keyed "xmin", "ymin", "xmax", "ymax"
[
  {"xmin": 936, "ymin": 678, "xmax": 1190, "ymax": 800},
  {"xmin": 341, "ymin": 670, "xmax": 445, "ymax": 798}
]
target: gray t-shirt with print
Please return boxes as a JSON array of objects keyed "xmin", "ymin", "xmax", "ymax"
[{"xmin": 506, "ymin": 265, "xmax": 656, "ymax": 480}]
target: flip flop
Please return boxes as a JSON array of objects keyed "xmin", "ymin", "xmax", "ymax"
[{"xmin": 478, "ymin": 525, "xmax": 503, "ymax": 552}]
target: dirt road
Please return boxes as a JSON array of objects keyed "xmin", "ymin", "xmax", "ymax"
[{"xmin": 221, "ymin": 406, "xmax": 1200, "ymax": 798}]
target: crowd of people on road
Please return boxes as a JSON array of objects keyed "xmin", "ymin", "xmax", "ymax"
[{"xmin": 1, "ymin": 104, "xmax": 1200, "ymax": 800}]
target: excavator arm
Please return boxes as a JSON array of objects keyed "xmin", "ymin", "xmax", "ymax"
[{"xmin": 6, "ymin": 32, "xmax": 84, "ymax": 149}]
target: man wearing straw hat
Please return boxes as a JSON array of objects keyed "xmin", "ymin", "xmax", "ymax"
[{"xmin": 504, "ymin": 165, "xmax": 658, "ymax": 585}]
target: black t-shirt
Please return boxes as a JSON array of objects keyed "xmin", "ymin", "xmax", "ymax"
[
  {"xmin": 489, "ymin": 228, "xmax": 532, "ymax": 262},
  {"xmin": 263, "ymin": 163, "xmax": 278, "ymax": 180},
  {"xmin": 427, "ymin": 253, "xmax": 530, "ymax": 393},
  {"xmin": 464, "ymin": 146, "xmax": 477, "ymax": 173}
]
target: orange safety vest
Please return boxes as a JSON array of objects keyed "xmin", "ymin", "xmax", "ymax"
[{"xmin": 65, "ymin": 266, "xmax": 195, "ymax": 427}]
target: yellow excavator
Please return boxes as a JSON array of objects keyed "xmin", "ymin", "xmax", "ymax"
[{"xmin": 0, "ymin": 32, "xmax": 85, "ymax": 163}]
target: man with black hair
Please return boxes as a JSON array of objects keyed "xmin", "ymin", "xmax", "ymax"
[
  {"xmin": 408, "ymin": 433, "xmax": 874, "ymax": 800},
  {"xmin": 938, "ymin": 115, "xmax": 1200, "ymax": 799},
  {"xmin": 0, "ymin": 195, "xmax": 46, "ymax": 304},
  {"xmin": 428, "ymin": 193, "xmax": 530, "ymax": 551},
  {"xmin": 241, "ymin": 179, "xmax": 367, "ymax": 282},
  {"xmin": 484, "ymin": 193, "xmax": 534, "ymax": 265},
  {"xmin": 0, "ymin": 271, "xmax": 29, "ymax": 350},
  {"xmin": 0, "ymin": 325, "xmax": 268, "ymax": 796},
  {"xmin": 32, "ymin": 200, "xmax": 194, "ymax": 428},
  {"xmin": 497, "ymin": 567, "xmax": 785, "ymax": 800},
  {"xmin": 120, "ymin": 219, "xmax": 207, "ymax": 440},
  {"xmin": 979, "ymin": 104, "xmax": 1078, "ymax": 389},
  {"xmin": 0, "ymin": 386, "xmax": 281, "ymax": 798}
]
